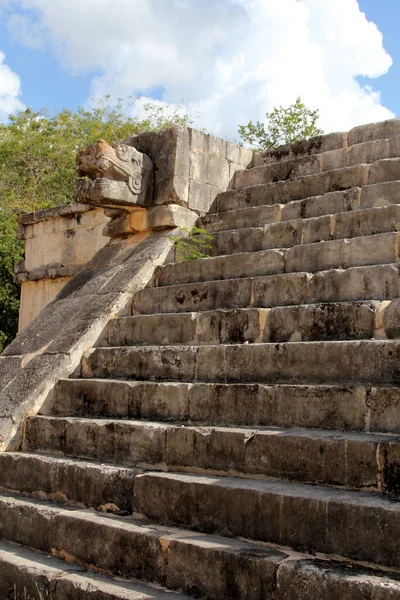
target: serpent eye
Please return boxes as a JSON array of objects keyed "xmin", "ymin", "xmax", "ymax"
[{"xmin": 115, "ymin": 144, "xmax": 131, "ymax": 161}]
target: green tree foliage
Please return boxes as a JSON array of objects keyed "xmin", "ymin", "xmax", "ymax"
[
  {"xmin": 0, "ymin": 98, "xmax": 194, "ymax": 351},
  {"xmin": 0, "ymin": 212, "xmax": 22, "ymax": 351},
  {"xmin": 238, "ymin": 97, "xmax": 323, "ymax": 150}
]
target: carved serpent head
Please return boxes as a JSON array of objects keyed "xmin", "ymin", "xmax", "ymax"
[{"xmin": 75, "ymin": 139, "xmax": 153, "ymax": 208}]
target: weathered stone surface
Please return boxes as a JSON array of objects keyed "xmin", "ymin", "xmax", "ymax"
[
  {"xmin": 46, "ymin": 379, "xmax": 191, "ymax": 421},
  {"xmin": 156, "ymin": 229, "xmax": 400, "ymax": 288},
  {"xmin": 264, "ymin": 302, "xmax": 376, "ymax": 342},
  {"xmin": 204, "ymin": 187, "xmax": 363, "ymax": 231},
  {"xmin": 8, "ymin": 117, "xmax": 400, "ymax": 600},
  {"xmin": 108, "ymin": 309, "xmax": 266, "ymax": 346},
  {"xmin": 221, "ymin": 164, "xmax": 366, "ymax": 211},
  {"xmin": 23, "ymin": 415, "xmax": 396, "ymax": 490},
  {"xmin": 49, "ymin": 379, "xmax": 371, "ymax": 432},
  {"xmin": 189, "ymin": 383, "xmax": 368, "ymax": 431},
  {"xmin": 348, "ymin": 118, "xmax": 400, "ymax": 146},
  {"xmin": 125, "ymin": 126, "xmax": 248, "ymax": 214},
  {"xmin": 134, "ymin": 472, "xmax": 400, "ymax": 568},
  {"xmin": 0, "ymin": 494, "xmax": 290, "ymax": 600},
  {"xmin": 221, "ymin": 160, "xmax": 400, "ymax": 213},
  {"xmin": 252, "ymin": 132, "xmax": 345, "ymax": 167},
  {"xmin": 0, "ymin": 229, "xmax": 177, "ymax": 450},
  {"xmin": 76, "ymin": 139, "xmax": 154, "ymax": 208},
  {"xmin": 347, "ymin": 135, "xmax": 400, "ymax": 167},
  {"xmin": 133, "ymin": 277, "xmax": 254, "ymax": 314},
  {"xmin": 246, "ymin": 136, "xmax": 400, "ymax": 188},
  {"xmin": 25, "ymin": 416, "xmax": 168, "ymax": 468},
  {"xmin": 201, "ymin": 201, "xmax": 283, "ymax": 232},
  {"xmin": 276, "ymin": 559, "xmax": 400, "ymax": 600},
  {"xmin": 81, "ymin": 346, "xmax": 198, "ymax": 382},
  {"xmin": 134, "ymin": 264, "xmax": 400, "ymax": 315},
  {"xmin": 0, "ymin": 453, "xmax": 136, "ymax": 511},
  {"xmin": 205, "ymin": 204, "xmax": 400, "ymax": 258},
  {"xmin": 165, "ymin": 536, "xmax": 284, "ymax": 600},
  {"xmin": 221, "ymin": 340, "xmax": 400, "ymax": 385},
  {"xmin": 360, "ymin": 181, "xmax": 400, "ymax": 208},
  {"xmin": 368, "ymin": 158, "xmax": 400, "ymax": 186},
  {"xmin": 286, "ymin": 232, "xmax": 400, "ymax": 274},
  {"xmin": 79, "ymin": 339, "xmax": 400, "ymax": 385},
  {"xmin": 157, "ymin": 248, "xmax": 285, "ymax": 286},
  {"xmin": 236, "ymin": 153, "xmax": 329, "ymax": 189}
]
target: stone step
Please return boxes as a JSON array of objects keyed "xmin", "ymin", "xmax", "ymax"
[
  {"xmin": 0, "ymin": 541, "xmax": 190, "ymax": 600},
  {"xmin": 133, "ymin": 264, "xmax": 400, "ymax": 314},
  {"xmin": 0, "ymin": 452, "xmax": 137, "ymax": 511},
  {"xmin": 134, "ymin": 471, "xmax": 400, "ymax": 569},
  {"xmin": 157, "ymin": 232, "xmax": 400, "ymax": 286},
  {"xmin": 215, "ymin": 159, "xmax": 400, "ymax": 212},
  {"xmin": 239, "ymin": 135, "xmax": 400, "ymax": 188},
  {"xmin": 0, "ymin": 493, "xmax": 290, "ymax": 600},
  {"xmin": 206, "ymin": 205, "xmax": 400, "ymax": 257},
  {"xmin": 202, "ymin": 182, "xmax": 400, "ymax": 233},
  {"xmin": 108, "ymin": 301, "xmax": 395, "ymax": 346},
  {"xmin": 23, "ymin": 416, "xmax": 400, "ymax": 492},
  {"xmin": 80, "ymin": 340, "xmax": 400, "ymax": 385},
  {"xmin": 2, "ymin": 535, "xmax": 400, "ymax": 600},
  {"xmin": 252, "ymin": 119, "xmax": 400, "ymax": 167},
  {"xmin": 253, "ymin": 132, "xmax": 346, "ymax": 167},
  {"xmin": 48, "ymin": 379, "xmax": 400, "ymax": 435}
]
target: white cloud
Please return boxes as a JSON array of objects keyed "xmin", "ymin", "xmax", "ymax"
[
  {"xmin": 0, "ymin": 51, "xmax": 24, "ymax": 120},
  {"xmin": 7, "ymin": 13, "xmax": 45, "ymax": 50},
  {"xmin": 8, "ymin": 0, "xmax": 395, "ymax": 138}
]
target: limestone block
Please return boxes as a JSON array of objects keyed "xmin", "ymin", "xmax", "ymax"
[
  {"xmin": 226, "ymin": 141, "xmax": 241, "ymax": 163},
  {"xmin": 22, "ymin": 208, "xmax": 108, "ymax": 273},
  {"xmin": 81, "ymin": 346, "xmax": 197, "ymax": 382},
  {"xmin": 128, "ymin": 126, "xmax": 190, "ymax": 207},
  {"xmin": 18, "ymin": 277, "xmax": 72, "ymax": 332},
  {"xmin": 189, "ymin": 128, "xmax": 208, "ymax": 153},
  {"xmin": 208, "ymin": 133, "xmax": 226, "ymax": 157},
  {"xmin": 146, "ymin": 205, "xmax": 197, "ymax": 230},
  {"xmin": 156, "ymin": 248, "xmax": 285, "ymax": 286},
  {"xmin": 208, "ymin": 154, "xmax": 230, "ymax": 188},
  {"xmin": 348, "ymin": 118, "xmax": 400, "ymax": 146},
  {"xmin": 347, "ymin": 135, "xmax": 400, "ymax": 167},
  {"xmin": 367, "ymin": 387, "xmax": 400, "ymax": 433},
  {"xmin": 286, "ymin": 232, "xmax": 400, "ymax": 274},
  {"xmin": 276, "ymin": 559, "xmax": 400, "ymax": 600},
  {"xmin": 264, "ymin": 302, "xmax": 376, "ymax": 343},
  {"xmin": 209, "ymin": 185, "xmax": 224, "ymax": 210},
  {"xmin": 320, "ymin": 148, "xmax": 346, "ymax": 172},
  {"xmin": 252, "ymin": 132, "xmax": 345, "ymax": 167},
  {"xmin": 239, "ymin": 145, "xmax": 253, "ymax": 167},
  {"xmin": 188, "ymin": 180, "xmax": 212, "ymax": 213},
  {"xmin": 189, "ymin": 150, "xmax": 209, "ymax": 183},
  {"xmin": 228, "ymin": 162, "xmax": 245, "ymax": 189},
  {"xmin": 368, "ymin": 158, "xmax": 400, "ymax": 186},
  {"xmin": 361, "ymin": 181, "xmax": 400, "ymax": 209},
  {"xmin": 102, "ymin": 210, "xmax": 133, "ymax": 238},
  {"xmin": 133, "ymin": 278, "xmax": 254, "ymax": 315}
]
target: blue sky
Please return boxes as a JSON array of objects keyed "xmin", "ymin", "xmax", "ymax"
[
  {"xmin": 357, "ymin": 0, "xmax": 400, "ymax": 117},
  {"xmin": 0, "ymin": 0, "xmax": 397, "ymax": 138}
]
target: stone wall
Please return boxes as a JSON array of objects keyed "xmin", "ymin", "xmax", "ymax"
[
  {"xmin": 126, "ymin": 126, "xmax": 253, "ymax": 213},
  {"xmin": 16, "ymin": 204, "xmax": 109, "ymax": 331},
  {"xmin": 15, "ymin": 127, "xmax": 252, "ymax": 331}
]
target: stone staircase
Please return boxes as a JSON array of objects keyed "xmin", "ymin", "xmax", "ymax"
[{"xmin": 3, "ymin": 121, "xmax": 400, "ymax": 598}]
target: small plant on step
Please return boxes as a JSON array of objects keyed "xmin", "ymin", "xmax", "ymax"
[{"xmin": 169, "ymin": 226, "xmax": 214, "ymax": 261}]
